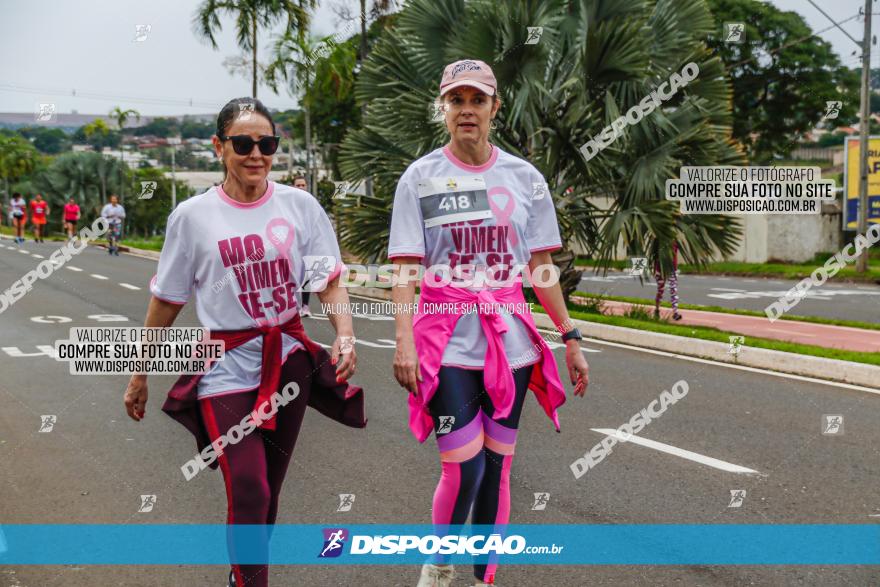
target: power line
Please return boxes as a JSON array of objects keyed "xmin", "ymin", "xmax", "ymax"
[
  {"xmin": 729, "ymin": 13, "xmax": 861, "ymax": 69},
  {"xmin": 805, "ymin": 0, "xmax": 861, "ymax": 46},
  {"xmin": 0, "ymin": 82, "xmax": 223, "ymax": 110}
]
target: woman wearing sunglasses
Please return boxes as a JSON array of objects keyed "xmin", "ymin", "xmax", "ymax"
[{"xmin": 123, "ymin": 97, "xmax": 366, "ymax": 587}]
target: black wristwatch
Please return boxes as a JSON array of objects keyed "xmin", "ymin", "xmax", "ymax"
[{"xmin": 561, "ymin": 328, "xmax": 582, "ymax": 342}]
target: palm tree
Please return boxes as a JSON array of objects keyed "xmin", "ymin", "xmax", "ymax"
[
  {"xmin": 0, "ymin": 135, "xmax": 39, "ymax": 210},
  {"xmin": 110, "ymin": 107, "xmax": 141, "ymax": 202},
  {"xmin": 39, "ymin": 152, "xmax": 126, "ymax": 217},
  {"xmin": 265, "ymin": 31, "xmax": 318, "ymax": 189},
  {"xmin": 192, "ymin": 0, "xmax": 311, "ymax": 98},
  {"xmin": 337, "ymin": 0, "xmax": 744, "ymax": 299}
]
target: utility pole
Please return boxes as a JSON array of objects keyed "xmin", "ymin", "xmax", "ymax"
[
  {"xmin": 304, "ymin": 68, "xmax": 314, "ymax": 193},
  {"xmin": 857, "ymin": 0, "xmax": 873, "ymax": 273},
  {"xmin": 360, "ymin": 0, "xmax": 372, "ymax": 199},
  {"xmin": 168, "ymin": 136, "xmax": 181, "ymax": 209}
]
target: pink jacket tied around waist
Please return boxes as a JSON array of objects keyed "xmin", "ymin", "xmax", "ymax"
[{"xmin": 409, "ymin": 273, "xmax": 566, "ymax": 443}]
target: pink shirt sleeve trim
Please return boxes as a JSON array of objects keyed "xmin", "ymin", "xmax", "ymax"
[
  {"xmin": 216, "ymin": 181, "xmax": 275, "ymax": 209},
  {"xmin": 388, "ymin": 252, "xmax": 425, "ymax": 260},
  {"xmin": 442, "ymin": 143, "xmax": 499, "ymax": 173},
  {"xmin": 530, "ymin": 244, "xmax": 562, "ymax": 253},
  {"xmin": 149, "ymin": 274, "xmax": 187, "ymax": 305},
  {"xmin": 328, "ymin": 262, "xmax": 344, "ymax": 283}
]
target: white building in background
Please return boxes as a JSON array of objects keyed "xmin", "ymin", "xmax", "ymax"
[
  {"xmin": 583, "ymin": 195, "xmax": 843, "ymax": 264},
  {"xmin": 166, "ymin": 171, "xmax": 292, "ymax": 194}
]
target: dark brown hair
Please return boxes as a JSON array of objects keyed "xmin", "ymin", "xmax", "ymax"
[{"xmin": 216, "ymin": 97, "xmax": 276, "ymax": 136}]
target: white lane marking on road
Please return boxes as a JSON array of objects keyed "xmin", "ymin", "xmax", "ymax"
[
  {"xmin": 30, "ymin": 316, "xmax": 72, "ymax": 323},
  {"xmin": 581, "ymin": 336, "xmax": 880, "ymax": 395},
  {"xmin": 18, "ymin": 249, "xmax": 29, "ymax": 254},
  {"xmin": 31, "ymin": 254, "xmax": 44, "ymax": 259},
  {"xmin": 65, "ymin": 266, "xmax": 83, "ymax": 272},
  {"xmin": 534, "ymin": 328, "xmax": 602, "ymax": 352},
  {"xmin": 119, "ymin": 283, "xmax": 141, "ymax": 290},
  {"xmin": 88, "ymin": 314, "xmax": 129, "ymax": 322},
  {"xmin": 2, "ymin": 346, "xmax": 56, "ymax": 358},
  {"xmin": 356, "ymin": 339, "xmax": 396, "ymax": 348},
  {"xmin": 591, "ymin": 428, "xmax": 759, "ymax": 474},
  {"xmin": 352, "ymin": 312, "xmax": 395, "ymax": 321},
  {"xmin": 91, "ymin": 274, "xmax": 109, "ymax": 280}
]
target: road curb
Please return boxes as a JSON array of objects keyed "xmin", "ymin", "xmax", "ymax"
[
  {"xmin": 116, "ymin": 244, "xmax": 160, "ymax": 260},
  {"xmin": 349, "ymin": 287, "xmax": 880, "ymax": 390}
]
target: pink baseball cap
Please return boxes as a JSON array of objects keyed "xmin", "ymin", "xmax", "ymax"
[{"xmin": 439, "ymin": 59, "xmax": 497, "ymax": 96}]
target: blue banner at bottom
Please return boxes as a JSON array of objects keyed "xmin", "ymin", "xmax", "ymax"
[{"xmin": 0, "ymin": 524, "xmax": 877, "ymax": 565}]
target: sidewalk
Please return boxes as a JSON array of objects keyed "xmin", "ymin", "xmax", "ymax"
[{"xmin": 592, "ymin": 299, "xmax": 880, "ymax": 353}]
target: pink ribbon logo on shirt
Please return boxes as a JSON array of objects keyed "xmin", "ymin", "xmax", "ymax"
[
  {"xmin": 259, "ymin": 218, "xmax": 297, "ymax": 327},
  {"xmin": 487, "ymin": 186, "xmax": 518, "ymax": 248},
  {"xmin": 266, "ymin": 217, "xmax": 296, "ymax": 268}
]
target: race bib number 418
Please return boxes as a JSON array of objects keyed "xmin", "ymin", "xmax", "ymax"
[{"xmin": 417, "ymin": 175, "xmax": 493, "ymax": 228}]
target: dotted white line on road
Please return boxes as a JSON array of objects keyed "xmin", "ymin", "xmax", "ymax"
[
  {"xmin": 65, "ymin": 266, "xmax": 83, "ymax": 272},
  {"xmin": 17, "ymin": 249, "xmax": 29, "ymax": 254},
  {"xmin": 31, "ymin": 254, "xmax": 44, "ymax": 259},
  {"xmin": 591, "ymin": 428, "xmax": 760, "ymax": 474},
  {"xmin": 119, "ymin": 283, "xmax": 140, "ymax": 290},
  {"xmin": 91, "ymin": 274, "xmax": 109, "ymax": 280}
]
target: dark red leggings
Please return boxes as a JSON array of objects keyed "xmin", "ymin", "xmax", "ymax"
[{"xmin": 199, "ymin": 350, "xmax": 312, "ymax": 587}]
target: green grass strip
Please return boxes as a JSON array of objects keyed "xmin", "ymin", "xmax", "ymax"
[{"xmin": 571, "ymin": 291, "xmax": 880, "ymax": 331}]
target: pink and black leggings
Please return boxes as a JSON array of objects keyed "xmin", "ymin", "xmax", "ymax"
[
  {"xmin": 199, "ymin": 350, "xmax": 313, "ymax": 587},
  {"xmin": 427, "ymin": 364, "xmax": 534, "ymax": 584}
]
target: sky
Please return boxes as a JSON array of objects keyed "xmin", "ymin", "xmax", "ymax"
[{"xmin": 0, "ymin": 0, "xmax": 871, "ymax": 117}]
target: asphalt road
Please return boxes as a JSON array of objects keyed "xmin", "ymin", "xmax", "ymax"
[
  {"xmin": 1, "ymin": 240, "xmax": 878, "ymax": 587},
  {"xmin": 577, "ymin": 270, "xmax": 880, "ymax": 323}
]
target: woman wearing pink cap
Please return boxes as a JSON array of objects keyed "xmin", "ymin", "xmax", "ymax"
[{"xmin": 389, "ymin": 60, "xmax": 590, "ymax": 587}]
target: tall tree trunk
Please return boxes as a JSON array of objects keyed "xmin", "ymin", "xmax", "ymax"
[
  {"xmin": 119, "ymin": 146, "xmax": 125, "ymax": 204},
  {"xmin": 252, "ymin": 12, "xmax": 258, "ymax": 98},
  {"xmin": 305, "ymin": 70, "xmax": 313, "ymax": 193},
  {"xmin": 360, "ymin": 0, "xmax": 372, "ymax": 199}
]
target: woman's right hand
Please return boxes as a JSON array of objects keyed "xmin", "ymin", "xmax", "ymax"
[
  {"xmin": 393, "ymin": 335, "xmax": 422, "ymax": 394},
  {"xmin": 124, "ymin": 375, "xmax": 148, "ymax": 422}
]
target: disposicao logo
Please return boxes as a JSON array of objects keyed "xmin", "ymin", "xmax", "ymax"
[{"xmin": 318, "ymin": 528, "xmax": 348, "ymax": 558}]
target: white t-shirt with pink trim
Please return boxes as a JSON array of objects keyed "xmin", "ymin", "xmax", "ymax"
[
  {"xmin": 388, "ymin": 144, "xmax": 562, "ymax": 368},
  {"xmin": 151, "ymin": 181, "xmax": 343, "ymax": 397}
]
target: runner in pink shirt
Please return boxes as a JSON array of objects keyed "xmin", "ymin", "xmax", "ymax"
[
  {"xmin": 389, "ymin": 60, "xmax": 590, "ymax": 587},
  {"xmin": 63, "ymin": 197, "xmax": 80, "ymax": 240}
]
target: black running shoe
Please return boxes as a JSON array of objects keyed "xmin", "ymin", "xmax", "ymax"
[{"xmin": 228, "ymin": 570, "xmax": 236, "ymax": 587}]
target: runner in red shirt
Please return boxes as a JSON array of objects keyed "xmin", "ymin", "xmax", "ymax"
[
  {"xmin": 29, "ymin": 194, "xmax": 49, "ymax": 243},
  {"xmin": 63, "ymin": 197, "xmax": 81, "ymax": 240}
]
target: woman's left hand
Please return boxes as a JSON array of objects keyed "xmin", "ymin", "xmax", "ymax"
[
  {"xmin": 331, "ymin": 335, "xmax": 357, "ymax": 383},
  {"xmin": 565, "ymin": 340, "xmax": 589, "ymax": 397}
]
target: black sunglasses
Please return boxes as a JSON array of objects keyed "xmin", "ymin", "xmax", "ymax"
[{"xmin": 219, "ymin": 134, "xmax": 280, "ymax": 156}]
